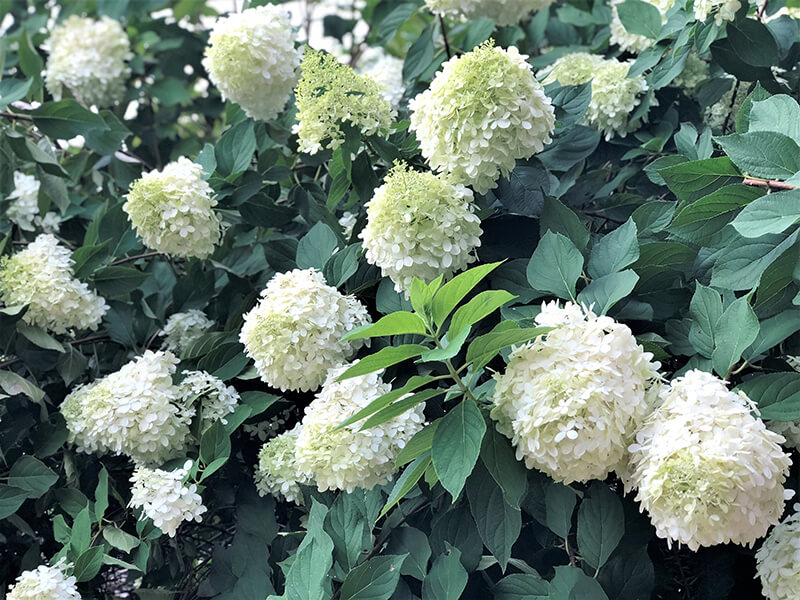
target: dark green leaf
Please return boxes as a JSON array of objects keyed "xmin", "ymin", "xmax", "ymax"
[{"xmin": 432, "ymin": 400, "xmax": 486, "ymax": 501}]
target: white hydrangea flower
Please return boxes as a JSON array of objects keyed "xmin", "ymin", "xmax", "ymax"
[
  {"xmin": 178, "ymin": 370, "xmax": 239, "ymax": 432},
  {"xmin": 756, "ymin": 506, "xmax": 800, "ymax": 600},
  {"xmin": 35, "ymin": 212, "xmax": 62, "ymax": 233},
  {"xmin": 293, "ymin": 49, "xmax": 395, "ymax": 155},
  {"xmin": 543, "ymin": 53, "xmax": 648, "ymax": 139},
  {"xmin": 704, "ymin": 81, "xmax": 745, "ymax": 132},
  {"xmin": 239, "ymin": 268, "xmax": 371, "ymax": 392},
  {"xmin": 255, "ymin": 424, "xmax": 308, "ymax": 504},
  {"xmin": 295, "ymin": 365, "xmax": 425, "ymax": 492},
  {"xmin": 490, "ymin": 302, "xmax": 661, "ymax": 484},
  {"xmin": 0, "ymin": 234, "xmax": 108, "ymax": 334},
  {"xmin": 671, "ymin": 52, "xmax": 709, "ymax": 96},
  {"xmin": 694, "ymin": 0, "xmax": 741, "ymax": 25},
  {"xmin": 123, "ymin": 157, "xmax": 222, "ymax": 260},
  {"xmin": 6, "ymin": 171, "xmax": 40, "ymax": 231},
  {"xmin": 61, "ymin": 350, "xmax": 190, "ymax": 465},
  {"xmin": 626, "ymin": 369, "xmax": 792, "ymax": 551},
  {"xmin": 358, "ymin": 48, "xmax": 405, "ymax": 108},
  {"xmin": 160, "ymin": 310, "xmax": 214, "ymax": 353},
  {"xmin": 767, "ymin": 420, "xmax": 800, "ymax": 450},
  {"xmin": 202, "ymin": 4, "xmax": 302, "ymax": 122},
  {"xmin": 338, "ymin": 211, "xmax": 358, "ymax": 239},
  {"xmin": 45, "ymin": 15, "xmax": 132, "ymax": 107},
  {"xmin": 424, "ymin": 0, "xmax": 555, "ymax": 26},
  {"xmin": 6, "ymin": 560, "xmax": 81, "ymax": 600},
  {"xmin": 410, "ymin": 41, "xmax": 555, "ymax": 194},
  {"xmin": 360, "ymin": 162, "xmax": 482, "ymax": 294},
  {"xmin": 610, "ymin": 0, "xmax": 674, "ymax": 53},
  {"xmin": 129, "ymin": 461, "xmax": 207, "ymax": 537}
]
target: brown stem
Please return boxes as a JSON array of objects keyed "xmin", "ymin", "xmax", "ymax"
[
  {"xmin": 0, "ymin": 111, "xmax": 33, "ymax": 121},
  {"xmin": 742, "ymin": 178, "xmax": 797, "ymax": 190},
  {"xmin": 721, "ymin": 80, "xmax": 741, "ymax": 134},
  {"xmin": 110, "ymin": 252, "xmax": 160, "ymax": 265},
  {"xmin": 757, "ymin": 0, "xmax": 769, "ymax": 19},
  {"xmin": 439, "ymin": 15, "xmax": 452, "ymax": 60}
]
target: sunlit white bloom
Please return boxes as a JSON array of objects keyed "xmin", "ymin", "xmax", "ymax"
[
  {"xmin": 756, "ymin": 505, "xmax": 800, "ymax": 600},
  {"xmin": 6, "ymin": 171, "xmax": 40, "ymax": 231},
  {"xmin": 694, "ymin": 0, "xmax": 741, "ymax": 25},
  {"xmin": 338, "ymin": 211, "xmax": 358, "ymax": 239},
  {"xmin": 130, "ymin": 461, "xmax": 207, "ymax": 537},
  {"xmin": 255, "ymin": 424, "xmax": 307, "ymax": 504},
  {"xmin": 424, "ymin": 0, "xmax": 555, "ymax": 26},
  {"xmin": 6, "ymin": 560, "xmax": 81, "ymax": 600},
  {"xmin": 178, "ymin": 370, "xmax": 239, "ymax": 432},
  {"xmin": 358, "ymin": 49, "xmax": 405, "ymax": 108},
  {"xmin": 160, "ymin": 310, "xmax": 214, "ymax": 353}
]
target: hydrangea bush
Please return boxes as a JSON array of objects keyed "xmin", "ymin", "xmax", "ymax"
[{"xmin": 2, "ymin": 0, "xmax": 800, "ymax": 598}]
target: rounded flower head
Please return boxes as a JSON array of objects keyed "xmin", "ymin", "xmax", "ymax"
[
  {"xmin": 130, "ymin": 461, "xmax": 207, "ymax": 537},
  {"xmin": 160, "ymin": 310, "xmax": 214, "ymax": 353},
  {"xmin": 357, "ymin": 49, "xmax": 405, "ymax": 108},
  {"xmin": 6, "ymin": 171, "xmax": 40, "ymax": 231},
  {"xmin": 6, "ymin": 561, "xmax": 80, "ymax": 600},
  {"xmin": 293, "ymin": 49, "xmax": 395, "ymax": 155},
  {"xmin": 123, "ymin": 157, "xmax": 221, "ymax": 259},
  {"xmin": 490, "ymin": 302, "xmax": 661, "ymax": 484},
  {"xmin": 694, "ymin": 0, "xmax": 741, "ymax": 25},
  {"xmin": 0, "ymin": 234, "xmax": 108, "ymax": 334},
  {"xmin": 756, "ymin": 506, "xmax": 800, "ymax": 600},
  {"xmin": 626, "ymin": 370, "xmax": 792, "ymax": 551},
  {"xmin": 610, "ymin": 0, "xmax": 674, "ymax": 53},
  {"xmin": 239, "ymin": 268, "xmax": 371, "ymax": 392},
  {"xmin": 360, "ymin": 162, "xmax": 482, "ymax": 294},
  {"xmin": 202, "ymin": 4, "xmax": 302, "ymax": 122},
  {"xmin": 295, "ymin": 366, "xmax": 425, "ymax": 492},
  {"xmin": 61, "ymin": 350, "xmax": 190, "ymax": 465},
  {"xmin": 178, "ymin": 370, "xmax": 239, "ymax": 433},
  {"xmin": 45, "ymin": 15, "xmax": 132, "ymax": 107},
  {"xmin": 425, "ymin": 0, "xmax": 555, "ymax": 26},
  {"xmin": 255, "ymin": 424, "xmax": 308, "ymax": 504},
  {"xmin": 410, "ymin": 41, "xmax": 555, "ymax": 194}
]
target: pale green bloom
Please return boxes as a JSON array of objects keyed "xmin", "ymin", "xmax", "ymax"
[
  {"xmin": 160, "ymin": 310, "xmax": 214, "ymax": 353},
  {"xmin": 425, "ymin": 0, "xmax": 554, "ymax": 26},
  {"xmin": 704, "ymin": 81, "xmax": 745, "ymax": 132},
  {"xmin": 672, "ymin": 52, "xmax": 710, "ymax": 96},
  {"xmin": 255, "ymin": 425, "xmax": 307, "ymax": 504}
]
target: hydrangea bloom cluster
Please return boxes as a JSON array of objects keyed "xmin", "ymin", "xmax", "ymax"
[
  {"xmin": 61, "ymin": 351, "xmax": 190, "ymax": 465},
  {"xmin": 160, "ymin": 310, "xmax": 214, "ymax": 353},
  {"xmin": 360, "ymin": 162, "xmax": 482, "ymax": 293},
  {"xmin": 202, "ymin": 5, "xmax": 301, "ymax": 122},
  {"xmin": 123, "ymin": 157, "xmax": 221, "ymax": 259},
  {"xmin": 543, "ymin": 53, "xmax": 648, "ymax": 139},
  {"xmin": 0, "ymin": 234, "xmax": 108, "ymax": 334},
  {"xmin": 179, "ymin": 370, "xmax": 239, "ymax": 432},
  {"xmin": 694, "ymin": 0, "xmax": 741, "ymax": 25},
  {"xmin": 255, "ymin": 424, "xmax": 307, "ymax": 504},
  {"xmin": 293, "ymin": 50, "xmax": 395, "ymax": 155},
  {"xmin": 410, "ymin": 41, "xmax": 555, "ymax": 194},
  {"xmin": 626, "ymin": 370, "xmax": 792, "ymax": 550},
  {"xmin": 756, "ymin": 506, "xmax": 800, "ymax": 600},
  {"xmin": 129, "ymin": 461, "xmax": 207, "ymax": 537},
  {"xmin": 424, "ymin": 0, "xmax": 555, "ymax": 26},
  {"xmin": 239, "ymin": 268, "xmax": 371, "ymax": 392},
  {"xmin": 6, "ymin": 561, "xmax": 81, "ymax": 600},
  {"xmin": 704, "ymin": 82, "xmax": 745, "ymax": 131},
  {"xmin": 490, "ymin": 302, "xmax": 660, "ymax": 484},
  {"xmin": 45, "ymin": 15, "xmax": 132, "ymax": 107},
  {"xmin": 338, "ymin": 211, "xmax": 358, "ymax": 239},
  {"xmin": 671, "ymin": 53, "xmax": 709, "ymax": 96},
  {"xmin": 610, "ymin": 0, "xmax": 674, "ymax": 53},
  {"xmin": 294, "ymin": 366, "xmax": 425, "ymax": 492},
  {"xmin": 767, "ymin": 420, "xmax": 800, "ymax": 450},
  {"xmin": 358, "ymin": 49, "xmax": 405, "ymax": 108},
  {"xmin": 6, "ymin": 171, "xmax": 40, "ymax": 231}
]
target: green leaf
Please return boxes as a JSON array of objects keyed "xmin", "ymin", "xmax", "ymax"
[
  {"xmin": 0, "ymin": 78, "xmax": 32, "ymax": 109},
  {"xmin": 32, "ymin": 99, "xmax": 105, "ymax": 138},
  {"xmin": 0, "ymin": 485, "xmax": 28, "ymax": 519},
  {"xmin": 344, "ymin": 312, "xmax": 428, "ymax": 340},
  {"xmin": 669, "ymin": 184, "xmax": 763, "ymax": 244},
  {"xmin": 340, "ymin": 554, "xmax": 407, "ymax": 600},
  {"xmin": 550, "ymin": 565, "xmax": 610, "ymax": 600},
  {"xmin": 199, "ymin": 421, "xmax": 231, "ymax": 467},
  {"xmin": 449, "ymin": 290, "xmax": 516, "ymax": 338},
  {"xmin": 715, "ymin": 131, "xmax": 800, "ymax": 180},
  {"xmin": 465, "ymin": 325, "xmax": 550, "ymax": 369},
  {"xmin": 422, "ymin": 547, "xmax": 468, "ymax": 600},
  {"xmin": 103, "ymin": 526, "xmax": 140, "ymax": 553},
  {"xmin": 616, "ymin": 0, "xmax": 662, "ymax": 38},
  {"xmin": 540, "ymin": 197, "xmax": 590, "ymax": 251},
  {"xmin": 430, "ymin": 262, "xmax": 503, "ymax": 328},
  {"xmin": 480, "ymin": 425, "xmax": 527, "ymax": 509},
  {"xmin": 215, "ymin": 120, "xmax": 256, "ymax": 176},
  {"xmin": 711, "ymin": 296, "xmax": 760, "ymax": 377},
  {"xmin": 727, "ymin": 18, "xmax": 779, "ymax": 68},
  {"xmin": 16, "ymin": 322, "xmax": 65, "ymax": 352},
  {"xmin": 297, "ymin": 222, "xmax": 339, "ymax": 271},
  {"xmin": 73, "ymin": 546, "xmax": 105, "ymax": 582},
  {"xmin": 0, "ymin": 370, "xmax": 45, "ymax": 404},
  {"xmin": 748, "ymin": 95, "xmax": 800, "ymax": 144},
  {"xmin": 587, "ymin": 219, "xmax": 639, "ymax": 279},
  {"xmin": 386, "ymin": 527, "xmax": 431, "ymax": 580},
  {"xmin": 361, "ymin": 388, "xmax": 446, "ymax": 430},
  {"xmin": 576, "ymin": 482, "xmax": 624, "ymax": 570},
  {"xmin": 403, "ymin": 23, "xmax": 435, "ymax": 81},
  {"xmin": 17, "ymin": 32, "xmax": 43, "ymax": 95},
  {"xmin": 71, "ymin": 507, "xmax": 92, "ymax": 553},
  {"xmin": 94, "ymin": 467, "xmax": 109, "ymax": 523},
  {"xmin": 731, "ymin": 189, "xmax": 800, "ymax": 238},
  {"xmin": 378, "ymin": 3, "xmax": 417, "ymax": 43},
  {"xmin": 396, "ymin": 422, "xmax": 439, "ymax": 466},
  {"xmin": 597, "ymin": 548, "xmax": 655, "ymax": 600},
  {"xmin": 325, "ymin": 493, "xmax": 372, "ymax": 572},
  {"xmin": 545, "ymin": 483, "xmax": 577, "ymax": 539},
  {"xmin": 526, "ymin": 231, "xmax": 584, "ymax": 300},
  {"xmin": 284, "ymin": 500, "xmax": 335, "ymax": 600},
  {"xmin": 380, "ymin": 453, "xmax": 431, "ymax": 518},
  {"xmin": 737, "ymin": 372, "xmax": 800, "ymax": 420},
  {"xmin": 432, "ymin": 399, "xmax": 486, "ymax": 501},
  {"xmin": 659, "ymin": 157, "xmax": 741, "ymax": 202},
  {"xmin": 494, "ymin": 574, "xmax": 550, "ymax": 599},
  {"xmin": 711, "ymin": 229, "xmax": 800, "ymax": 290},
  {"xmin": 337, "ymin": 345, "xmax": 428, "ymax": 380},
  {"xmin": 337, "ymin": 375, "xmax": 437, "ymax": 430},
  {"xmin": 745, "ymin": 310, "xmax": 800, "ymax": 360},
  {"xmin": 92, "ymin": 266, "xmax": 148, "ymax": 297},
  {"xmin": 8, "ymin": 456, "xmax": 58, "ymax": 499},
  {"xmin": 577, "ymin": 270, "xmax": 639, "ymax": 315}
]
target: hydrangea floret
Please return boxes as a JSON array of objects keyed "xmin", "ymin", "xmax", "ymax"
[
  {"xmin": 424, "ymin": 0, "xmax": 555, "ymax": 26},
  {"xmin": 756, "ymin": 505, "xmax": 800, "ymax": 600},
  {"xmin": 357, "ymin": 49, "xmax": 405, "ymax": 108},
  {"xmin": 178, "ymin": 370, "xmax": 240, "ymax": 432},
  {"xmin": 694, "ymin": 0, "xmax": 741, "ymax": 25},
  {"xmin": 6, "ymin": 171, "xmax": 40, "ymax": 231},
  {"xmin": 704, "ymin": 81, "xmax": 745, "ymax": 131},
  {"xmin": 610, "ymin": 0, "xmax": 675, "ymax": 53},
  {"xmin": 6, "ymin": 560, "xmax": 81, "ymax": 600},
  {"xmin": 160, "ymin": 310, "xmax": 214, "ymax": 353},
  {"xmin": 255, "ymin": 424, "xmax": 307, "ymax": 504}
]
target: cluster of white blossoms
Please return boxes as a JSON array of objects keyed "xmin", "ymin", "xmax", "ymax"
[
  {"xmin": 295, "ymin": 366, "xmax": 425, "ymax": 492},
  {"xmin": 203, "ymin": 5, "xmax": 302, "ymax": 122},
  {"xmin": 704, "ymin": 81, "xmax": 745, "ymax": 131},
  {"xmin": 44, "ymin": 15, "xmax": 132, "ymax": 107},
  {"xmin": 357, "ymin": 49, "xmax": 405, "ymax": 108},
  {"xmin": 239, "ymin": 268, "xmax": 371, "ymax": 392},
  {"xmin": 543, "ymin": 53, "xmax": 648, "ymax": 139},
  {"xmin": 671, "ymin": 53, "xmax": 709, "ymax": 97},
  {"xmin": 129, "ymin": 461, "xmax": 207, "ymax": 537},
  {"xmin": 360, "ymin": 162, "xmax": 482, "ymax": 294},
  {"xmin": 756, "ymin": 506, "xmax": 800, "ymax": 600},
  {"xmin": 123, "ymin": 157, "xmax": 222, "ymax": 259},
  {"xmin": 424, "ymin": 0, "xmax": 555, "ymax": 26},
  {"xmin": 767, "ymin": 420, "xmax": 800, "ymax": 450},
  {"xmin": 338, "ymin": 211, "xmax": 358, "ymax": 239},
  {"xmin": 6, "ymin": 561, "xmax": 81, "ymax": 600},
  {"xmin": 6, "ymin": 171, "xmax": 40, "ymax": 231},
  {"xmin": 293, "ymin": 49, "xmax": 395, "ymax": 155},
  {"xmin": 694, "ymin": 0, "xmax": 741, "ymax": 25},
  {"xmin": 160, "ymin": 310, "xmax": 214, "ymax": 353},
  {"xmin": 410, "ymin": 41, "xmax": 555, "ymax": 194},
  {"xmin": 61, "ymin": 351, "xmax": 190, "ymax": 465},
  {"xmin": 0, "ymin": 234, "xmax": 108, "ymax": 334},
  {"xmin": 179, "ymin": 370, "xmax": 239, "ymax": 432},
  {"xmin": 255, "ymin": 424, "xmax": 307, "ymax": 504},
  {"xmin": 491, "ymin": 302, "xmax": 660, "ymax": 484},
  {"xmin": 626, "ymin": 370, "xmax": 792, "ymax": 550},
  {"xmin": 610, "ymin": 0, "xmax": 674, "ymax": 53}
]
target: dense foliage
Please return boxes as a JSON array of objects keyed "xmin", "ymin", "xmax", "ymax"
[{"xmin": 3, "ymin": 0, "xmax": 800, "ymax": 598}]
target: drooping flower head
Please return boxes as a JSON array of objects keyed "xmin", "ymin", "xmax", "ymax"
[
  {"xmin": 160, "ymin": 310, "xmax": 214, "ymax": 353},
  {"xmin": 124, "ymin": 157, "xmax": 222, "ymax": 259},
  {"xmin": 756, "ymin": 506, "xmax": 800, "ymax": 600},
  {"xmin": 294, "ymin": 365, "xmax": 425, "ymax": 492},
  {"xmin": 202, "ymin": 4, "xmax": 302, "ymax": 121},
  {"xmin": 45, "ymin": 15, "xmax": 132, "ymax": 107},
  {"xmin": 410, "ymin": 41, "xmax": 555, "ymax": 194},
  {"xmin": 360, "ymin": 162, "xmax": 482, "ymax": 294},
  {"xmin": 61, "ymin": 350, "xmax": 190, "ymax": 465},
  {"xmin": 610, "ymin": 0, "xmax": 674, "ymax": 53},
  {"xmin": 239, "ymin": 268, "xmax": 371, "ymax": 392},
  {"xmin": 6, "ymin": 171, "xmax": 40, "ymax": 231},
  {"xmin": 694, "ymin": 0, "xmax": 741, "ymax": 25},
  {"xmin": 129, "ymin": 461, "xmax": 207, "ymax": 537},
  {"xmin": 293, "ymin": 49, "xmax": 395, "ymax": 154},
  {"xmin": 178, "ymin": 370, "xmax": 239, "ymax": 433},
  {"xmin": 6, "ymin": 560, "xmax": 81, "ymax": 600},
  {"xmin": 490, "ymin": 302, "xmax": 661, "ymax": 484},
  {"xmin": 626, "ymin": 370, "xmax": 792, "ymax": 550},
  {"xmin": 0, "ymin": 234, "xmax": 108, "ymax": 334},
  {"xmin": 424, "ymin": 0, "xmax": 555, "ymax": 26},
  {"xmin": 255, "ymin": 424, "xmax": 308, "ymax": 504}
]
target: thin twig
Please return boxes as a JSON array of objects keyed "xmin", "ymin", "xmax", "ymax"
[
  {"xmin": 439, "ymin": 15, "xmax": 452, "ymax": 60},
  {"xmin": 742, "ymin": 178, "xmax": 797, "ymax": 190},
  {"xmin": 110, "ymin": 252, "xmax": 161, "ymax": 265},
  {"xmin": 721, "ymin": 80, "xmax": 741, "ymax": 134},
  {"xmin": 757, "ymin": 0, "xmax": 769, "ymax": 19},
  {"xmin": 0, "ymin": 110, "xmax": 33, "ymax": 121}
]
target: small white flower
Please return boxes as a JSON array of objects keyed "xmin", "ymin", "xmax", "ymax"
[
  {"xmin": 178, "ymin": 370, "xmax": 239, "ymax": 432},
  {"xmin": 756, "ymin": 505, "xmax": 800, "ymax": 600},
  {"xmin": 693, "ymin": 0, "xmax": 741, "ymax": 25},
  {"xmin": 130, "ymin": 461, "xmax": 207, "ymax": 537},
  {"xmin": 6, "ymin": 560, "xmax": 80, "ymax": 600},
  {"xmin": 357, "ymin": 48, "xmax": 405, "ymax": 108},
  {"xmin": 609, "ymin": 0, "xmax": 675, "ymax": 53},
  {"xmin": 160, "ymin": 310, "xmax": 214, "ymax": 353},
  {"xmin": 6, "ymin": 171, "xmax": 40, "ymax": 231}
]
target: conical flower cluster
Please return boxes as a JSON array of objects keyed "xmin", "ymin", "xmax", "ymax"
[
  {"xmin": 160, "ymin": 310, "xmax": 214, "ymax": 354},
  {"xmin": 6, "ymin": 561, "xmax": 81, "ymax": 600},
  {"xmin": 255, "ymin": 424, "xmax": 308, "ymax": 504},
  {"xmin": 130, "ymin": 461, "xmax": 207, "ymax": 537}
]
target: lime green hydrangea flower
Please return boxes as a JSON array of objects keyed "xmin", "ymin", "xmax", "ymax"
[
  {"xmin": 425, "ymin": 0, "xmax": 555, "ymax": 26},
  {"xmin": 255, "ymin": 425, "xmax": 308, "ymax": 504},
  {"xmin": 293, "ymin": 49, "xmax": 395, "ymax": 154},
  {"xmin": 409, "ymin": 41, "xmax": 555, "ymax": 194},
  {"xmin": 360, "ymin": 162, "xmax": 482, "ymax": 294}
]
